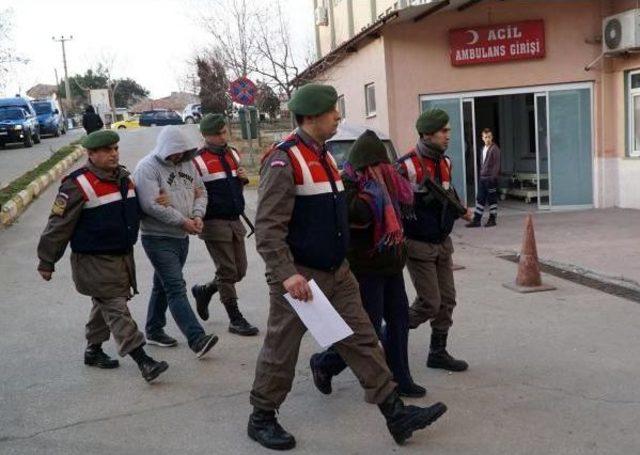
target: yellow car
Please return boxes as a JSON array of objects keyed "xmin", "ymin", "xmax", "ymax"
[{"xmin": 111, "ymin": 116, "xmax": 140, "ymax": 130}]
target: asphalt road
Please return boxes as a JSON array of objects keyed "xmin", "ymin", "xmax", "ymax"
[
  {"xmin": 1, "ymin": 125, "xmax": 639, "ymax": 454},
  {"xmin": 0, "ymin": 128, "xmax": 83, "ymax": 188}
]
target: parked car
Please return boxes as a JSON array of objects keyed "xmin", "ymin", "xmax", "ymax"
[
  {"xmin": 326, "ymin": 122, "xmax": 398, "ymax": 169},
  {"xmin": 0, "ymin": 96, "xmax": 37, "ymax": 117},
  {"xmin": 0, "ymin": 107, "xmax": 41, "ymax": 148},
  {"xmin": 111, "ymin": 115, "xmax": 140, "ymax": 130},
  {"xmin": 182, "ymin": 103, "xmax": 202, "ymax": 124},
  {"xmin": 139, "ymin": 110, "xmax": 184, "ymax": 127},
  {"xmin": 32, "ymin": 99, "xmax": 66, "ymax": 137}
]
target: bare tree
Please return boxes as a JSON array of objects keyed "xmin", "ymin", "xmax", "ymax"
[
  {"xmin": 250, "ymin": 0, "xmax": 306, "ymax": 98},
  {"xmin": 199, "ymin": 0, "xmax": 256, "ymax": 79}
]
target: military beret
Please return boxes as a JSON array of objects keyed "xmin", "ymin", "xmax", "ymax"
[
  {"xmin": 200, "ymin": 113, "xmax": 226, "ymax": 135},
  {"xmin": 416, "ymin": 109, "xmax": 450, "ymax": 135},
  {"xmin": 82, "ymin": 130, "xmax": 120, "ymax": 150},
  {"xmin": 288, "ymin": 84, "xmax": 338, "ymax": 116}
]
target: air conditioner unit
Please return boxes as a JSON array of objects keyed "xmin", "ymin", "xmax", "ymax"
[
  {"xmin": 315, "ymin": 6, "xmax": 328, "ymax": 26},
  {"xmin": 602, "ymin": 9, "xmax": 640, "ymax": 54}
]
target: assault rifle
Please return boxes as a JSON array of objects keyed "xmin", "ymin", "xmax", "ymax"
[{"xmin": 419, "ymin": 176, "xmax": 467, "ymax": 217}]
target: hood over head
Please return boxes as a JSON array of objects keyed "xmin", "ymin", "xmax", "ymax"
[{"xmin": 151, "ymin": 125, "xmax": 199, "ymax": 163}]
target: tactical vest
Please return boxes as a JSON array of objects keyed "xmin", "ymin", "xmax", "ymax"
[
  {"xmin": 277, "ymin": 134, "xmax": 349, "ymax": 271},
  {"xmin": 193, "ymin": 147, "xmax": 245, "ymax": 220},
  {"xmin": 69, "ymin": 168, "xmax": 140, "ymax": 254},
  {"xmin": 398, "ymin": 150, "xmax": 458, "ymax": 243}
]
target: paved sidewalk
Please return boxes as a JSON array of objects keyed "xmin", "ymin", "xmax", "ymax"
[{"xmin": 453, "ymin": 208, "xmax": 640, "ymax": 289}]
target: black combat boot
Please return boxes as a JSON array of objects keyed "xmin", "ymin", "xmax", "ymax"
[
  {"xmin": 129, "ymin": 346, "xmax": 169, "ymax": 382},
  {"xmin": 427, "ymin": 330, "xmax": 468, "ymax": 372},
  {"xmin": 309, "ymin": 353, "xmax": 333, "ymax": 395},
  {"xmin": 84, "ymin": 344, "xmax": 119, "ymax": 369},
  {"xmin": 225, "ymin": 302, "xmax": 259, "ymax": 336},
  {"xmin": 247, "ymin": 408, "xmax": 296, "ymax": 451},
  {"xmin": 378, "ymin": 390, "xmax": 447, "ymax": 445},
  {"xmin": 485, "ymin": 214, "xmax": 497, "ymax": 227},
  {"xmin": 465, "ymin": 214, "xmax": 482, "ymax": 228},
  {"xmin": 191, "ymin": 282, "xmax": 218, "ymax": 321}
]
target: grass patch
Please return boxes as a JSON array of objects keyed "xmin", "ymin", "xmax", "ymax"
[{"xmin": 0, "ymin": 141, "xmax": 81, "ymax": 208}]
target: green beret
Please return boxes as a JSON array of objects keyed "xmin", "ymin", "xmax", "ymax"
[
  {"xmin": 288, "ymin": 84, "xmax": 338, "ymax": 116},
  {"xmin": 416, "ymin": 109, "xmax": 450, "ymax": 135},
  {"xmin": 82, "ymin": 130, "xmax": 120, "ymax": 150},
  {"xmin": 200, "ymin": 113, "xmax": 226, "ymax": 135},
  {"xmin": 347, "ymin": 130, "xmax": 389, "ymax": 171}
]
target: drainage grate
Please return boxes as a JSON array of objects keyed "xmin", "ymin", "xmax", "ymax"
[{"xmin": 498, "ymin": 254, "xmax": 640, "ymax": 304}]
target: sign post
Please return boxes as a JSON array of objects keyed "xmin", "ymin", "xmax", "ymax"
[{"xmin": 229, "ymin": 77, "xmax": 258, "ymax": 164}]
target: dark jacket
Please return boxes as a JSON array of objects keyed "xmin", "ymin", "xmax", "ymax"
[
  {"xmin": 480, "ymin": 143, "xmax": 501, "ymax": 179},
  {"xmin": 255, "ymin": 130, "xmax": 349, "ymax": 282},
  {"xmin": 343, "ymin": 178, "xmax": 407, "ymax": 275},
  {"xmin": 82, "ymin": 106, "xmax": 104, "ymax": 134},
  {"xmin": 397, "ymin": 140, "xmax": 461, "ymax": 244},
  {"xmin": 68, "ymin": 167, "xmax": 140, "ymax": 255},
  {"xmin": 195, "ymin": 145, "xmax": 246, "ymax": 220},
  {"xmin": 37, "ymin": 161, "xmax": 139, "ymax": 298}
]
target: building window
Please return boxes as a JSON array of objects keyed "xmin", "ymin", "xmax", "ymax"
[
  {"xmin": 365, "ymin": 83, "xmax": 376, "ymax": 117},
  {"xmin": 337, "ymin": 95, "xmax": 346, "ymax": 119},
  {"xmin": 628, "ymin": 71, "xmax": 640, "ymax": 157}
]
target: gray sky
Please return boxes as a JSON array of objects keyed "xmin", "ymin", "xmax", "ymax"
[{"xmin": 1, "ymin": 0, "xmax": 314, "ymax": 98}]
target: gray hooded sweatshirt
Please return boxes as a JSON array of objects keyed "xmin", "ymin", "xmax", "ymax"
[{"xmin": 134, "ymin": 125, "xmax": 207, "ymax": 238}]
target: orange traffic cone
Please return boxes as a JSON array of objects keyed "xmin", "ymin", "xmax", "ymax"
[{"xmin": 503, "ymin": 214, "xmax": 556, "ymax": 293}]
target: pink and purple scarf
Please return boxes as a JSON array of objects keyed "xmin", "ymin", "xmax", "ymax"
[{"xmin": 343, "ymin": 162, "xmax": 414, "ymax": 252}]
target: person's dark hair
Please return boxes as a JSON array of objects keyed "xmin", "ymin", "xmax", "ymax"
[
  {"xmin": 482, "ymin": 128, "xmax": 492, "ymax": 135},
  {"xmin": 295, "ymin": 114, "xmax": 305, "ymax": 127}
]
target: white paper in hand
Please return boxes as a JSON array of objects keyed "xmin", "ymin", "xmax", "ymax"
[{"xmin": 284, "ymin": 279, "xmax": 354, "ymax": 349}]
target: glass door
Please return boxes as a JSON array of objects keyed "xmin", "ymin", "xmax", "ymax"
[
  {"xmin": 462, "ymin": 98, "xmax": 477, "ymax": 206},
  {"xmin": 548, "ymin": 88, "xmax": 593, "ymax": 207},
  {"xmin": 534, "ymin": 93, "xmax": 550, "ymax": 210},
  {"xmin": 420, "ymin": 98, "xmax": 466, "ymax": 202}
]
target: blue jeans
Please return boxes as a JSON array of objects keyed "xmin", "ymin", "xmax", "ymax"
[
  {"xmin": 141, "ymin": 235, "xmax": 204, "ymax": 348},
  {"xmin": 314, "ymin": 272, "xmax": 413, "ymax": 388}
]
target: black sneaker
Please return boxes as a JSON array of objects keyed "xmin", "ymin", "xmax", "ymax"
[
  {"xmin": 309, "ymin": 353, "xmax": 332, "ymax": 395},
  {"xmin": 146, "ymin": 332, "xmax": 178, "ymax": 347},
  {"xmin": 193, "ymin": 333, "xmax": 219, "ymax": 359}
]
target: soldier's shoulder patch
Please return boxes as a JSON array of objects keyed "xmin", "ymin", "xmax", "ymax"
[
  {"xmin": 270, "ymin": 159, "xmax": 288, "ymax": 168},
  {"xmin": 51, "ymin": 192, "xmax": 69, "ymax": 217}
]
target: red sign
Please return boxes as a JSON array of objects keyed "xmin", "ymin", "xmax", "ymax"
[
  {"xmin": 229, "ymin": 77, "xmax": 257, "ymax": 106},
  {"xmin": 450, "ymin": 20, "xmax": 545, "ymax": 66}
]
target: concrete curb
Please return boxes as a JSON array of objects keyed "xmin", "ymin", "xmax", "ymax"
[{"xmin": 0, "ymin": 147, "xmax": 85, "ymax": 226}]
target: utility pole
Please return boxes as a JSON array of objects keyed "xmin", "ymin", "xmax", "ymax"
[{"xmin": 52, "ymin": 35, "xmax": 73, "ymax": 104}]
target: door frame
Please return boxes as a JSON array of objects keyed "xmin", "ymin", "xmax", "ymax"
[
  {"xmin": 462, "ymin": 98, "xmax": 478, "ymax": 203},
  {"xmin": 534, "ymin": 92, "xmax": 551, "ymax": 210},
  {"xmin": 419, "ymin": 82, "xmax": 595, "ymax": 210}
]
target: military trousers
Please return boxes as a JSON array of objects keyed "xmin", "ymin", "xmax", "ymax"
[
  {"xmin": 85, "ymin": 296, "xmax": 145, "ymax": 356},
  {"xmin": 202, "ymin": 219, "xmax": 247, "ymax": 304},
  {"xmin": 250, "ymin": 261, "xmax": 397, "ymax": 411},
  {"xmin": 405, "ymin": 236, "xmax": 457, "ymax": 332}
]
